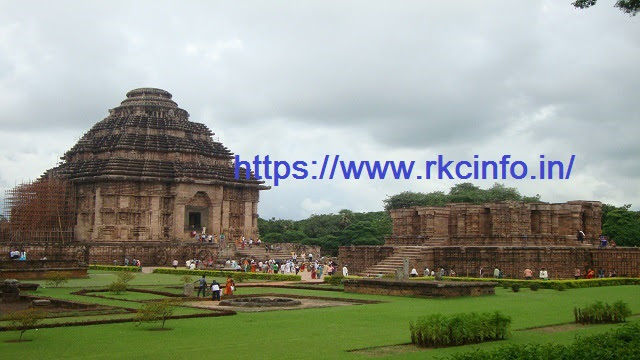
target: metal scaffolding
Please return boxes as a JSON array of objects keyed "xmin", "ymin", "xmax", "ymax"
[{"xmin": 2, "ymin": 178, "xmax": 76, "ymax": 243}]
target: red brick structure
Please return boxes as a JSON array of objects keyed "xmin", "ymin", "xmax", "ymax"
[{"xmin": 339, "ymin": 201, "xmax": 640, "ymax": 279}]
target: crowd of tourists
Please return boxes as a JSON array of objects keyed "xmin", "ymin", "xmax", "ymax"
[{"xmin": 8, "ymin": 249, "xmax": 27, "ymax": 260}]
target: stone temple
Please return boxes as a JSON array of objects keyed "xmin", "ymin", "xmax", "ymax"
[
  {"xmin": 1, "ymin": 88, "xmax": 268, "ymax": 264},
  {"xmin": 340, "ymin": 201, "xmax": 640, "ymax": 279}
]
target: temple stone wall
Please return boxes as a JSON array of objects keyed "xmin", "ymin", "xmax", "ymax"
[
  {"xmin": 389, "ymin": 201, "xmax": 602, "ymax": 245},
  {"xmin": 0, "ymin": 242, "xmax": 220, "ymax": 267},
  {"xmin": 339, "ymin": 246, "xmax": 640, "ymax": 278},
  {"xmin": 339, "ymin": 246, "xmax": 395, "ymax": 273}
]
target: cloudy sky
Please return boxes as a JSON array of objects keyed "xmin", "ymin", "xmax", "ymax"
[{"xmin": 0, "ymin": 1, "xmax": 638, "ymax": 220}]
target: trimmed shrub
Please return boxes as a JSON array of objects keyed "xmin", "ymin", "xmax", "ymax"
[
  {"xmin": 529, "ymin": 283, "xmax": 540, "ymax": 291},
  {"xmin": 574, "ymin": 300, "xmax": 632, "ymax": 324},
  {"xmin": 324, "ymin": 275, "xmax": 343, "ymax": 285},
  {"xmin": 152, "ymin": 268, "xmax": 301, "ymax": 282},
  {"xmin": 511, "ymin": 284, "xmax": 520, "ymax": 292},
  {"xmin": 410, "ymin": 311, "xmax": 511, "ymax": 348},
  {"xmin": 554, "ymin": 283, "xmax": 566, "ymax": 291},
  {"xmin": 91, "ymin": 265, "xmax": 142, "ymax": 272},
  {"xmin": 323, "ymin": 275, "xmax": 361, "ymax": 285}
]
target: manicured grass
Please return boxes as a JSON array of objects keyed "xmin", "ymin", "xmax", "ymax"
[{"xmin": 2, "ymin": 271, "xmax": 640, "ymax": 359}]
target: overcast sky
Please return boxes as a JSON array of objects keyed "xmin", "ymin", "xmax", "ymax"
[{"xmin": 0, "ymin": 1, "xmax": 638, "ymax": 220}]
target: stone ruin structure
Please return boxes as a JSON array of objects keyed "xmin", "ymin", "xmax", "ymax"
[
  {"xmin": 339, "ymin": 201, "xmax": 640, "ymax": 279},
  {"xmin": 1, "ymin": 88, "xmax": 268, "ymax": 265}
]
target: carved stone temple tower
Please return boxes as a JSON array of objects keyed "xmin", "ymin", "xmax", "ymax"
[{"xmin": 49, "ymin": 88, "xmax": 268, "ymax": 243}]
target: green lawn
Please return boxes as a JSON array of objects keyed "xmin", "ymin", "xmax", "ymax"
[
  {"xmin": 2, "ymin": 271, "xmax": 640, "ymax": 359},
  {"xmin": 28, "ymin": 270, "xmax": 228, "ymax": 289}
]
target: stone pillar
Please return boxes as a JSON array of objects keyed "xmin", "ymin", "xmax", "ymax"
[
  {"xmin": 2, "ymin": 279, "xmax": 20, "ymax": 303},
  {"xmin": 91, "ymin": 186, "xmax": 102, "ymax": 241},
  {"xmin": 221, "ymin": 200, "xmax": 230, "ymax": 238},
  {"xmin": 244, "ymin": 201, "xmax": 252, "ymax": 239},
  {"xmin": 150, "ymin": 197, "xmax": 160, "ymax": 240}
]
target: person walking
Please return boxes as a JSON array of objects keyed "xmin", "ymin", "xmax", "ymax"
[
  {"xmin": 224, "ymin": 276, "xmax": 235, "ymax": 296},
  {"xmin": 195, "ymin": 275, "xmax": 207, "ymax": 297}
]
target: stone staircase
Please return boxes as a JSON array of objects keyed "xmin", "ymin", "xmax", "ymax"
[
  {"xmin": 359, "ymin": 246, "xmax": 432, "ymax": 276},
  {"xmin": 235, "ymin": 246, "xmax": 290, "ymax": 261}
]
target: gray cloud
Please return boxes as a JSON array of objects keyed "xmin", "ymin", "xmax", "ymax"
[{"xmin": 0, "ymin": 0, "xmax": 639, "ymax": 218}]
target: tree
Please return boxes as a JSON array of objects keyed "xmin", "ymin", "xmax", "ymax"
[
  {"xmin": 383, "ymin": 183, "xmax": 540, "ymax": 211},
  {"xmin": 108, "ymin": 271, "xmax": 136, "ymax": 294},
  {"xmin": 601, "ymin": 203, "xmax": 640, "ymax": 247},
  {"xmin": 117, "ymin": 271, "xmax": 136, "ymax": 284},
  {"xmin": 572, "ymin": 0, "xmax": 640, "ymax": 16},
  {"xmin": 2, "ymin": 308, "xmax": 47, "ymax": 341},
  {"xmin": 44, "ymin": 271, "xmax": 69, "ymax": 288},
  {"xmin": 135, "ymin": 299, "xmax": 178, "ymax": 329}
]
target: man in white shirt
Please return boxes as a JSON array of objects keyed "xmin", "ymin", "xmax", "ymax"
[{"xmin": 210, "ymin": 280, "xmax": 220, "ymax": 301}]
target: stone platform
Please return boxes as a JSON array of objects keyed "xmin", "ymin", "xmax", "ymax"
[
  {"xmin": 343, "ymin": 278, "xmax": 496, "ymax": 297},
  {"xmin": 0, "ymin": 260, "xmax": 88, "ymax": 280}
]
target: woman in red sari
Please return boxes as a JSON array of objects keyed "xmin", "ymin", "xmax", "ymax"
[{"xmin": 224, "ymin": 276, "xmax": 235, "ymax": 296}]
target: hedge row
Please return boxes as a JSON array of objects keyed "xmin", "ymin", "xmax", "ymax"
[
  {"xmin": 411, "ymin": 311, "xmax": 511, "ymax": 348},
  {"xmin": 412, "ymin": 276, "xmax": 640, "ymax": 289},
  {"xmin": 90, "ymin": 265, "xmax": 142, "ymax": 272},
  {"xmin": 152, "ymin": 268, "xmax": 301, "ymax": 282},
  {"xmin": 323, "ymin": 275, "xmax": 362, "ymax": 285},
  {"xmin": 447, "ymin": 322, "xmax": 640, "ymax": 360}
]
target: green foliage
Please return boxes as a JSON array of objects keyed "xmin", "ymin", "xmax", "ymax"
[
  {"xmin": 601, "ymin": 203, "xmax": 640, "ymax": 247},
  {"xmin": 117, "ymin": 271, "xmax": 136, "ymax": 284},
  {"xmin": 258, "ymin": 210, "xmax": 392, "ymax": 255},
  {"xmin": 180, "ymin": 275, "xmax": 193, "ymax": 284},
  {"xmin": 554, "ymin": 283, "xmax": 567, "ymax": 291},
  {"xmin": 529, "ymin": 283, "xmax": 540, "ymax": 291},
  {"xmin": 107, "ymin": 270, "xmax": 135, "ymax": 293},
  {"xmin": 108, "ymin": 281, "xmax": 128, "ymax": 294},
  {"xmin": 90, "ymin": 265, "xmax": 142, "ymax": 272},
  {"xmin": 410, "ymin": 311, "xmax": 511, "ymax": 348},
  {"xmin": 323, "ymin": 275, "xmax": 344, "ymax": 285},
  {"xmin": 574, "ymin": 300, "xmax": 632, "ymax": 324},
  {"xmin": 2, "ymin": 308, "xmax": 47, "ymax": 341},
  {"xmin": 152, "ymin": 268, "xmax": 301, "ymax": 281},
  {"xmin": 510, "ymin": 284, "xmax": 520, "ymax": 292},
  {"xmin": 323, "ymin": 275, "xmax": 360, "ymax": 285},
  {"xmin": 572, "ymin": 0, "xmax": 640, "ymax": 16},
  {"xmin": 384, "ymin": 183, "xmax": 540, "ymax": 211},
  {"xmin": 44, "ymin": 271, "xmax": 69, "ymax": 288},
  {"xmin": 135, "ymin": 299, "xmax": 178, "ymax": 329},
  {"xmin": 448, "ymin": 323, "xmax": 640, "ymax": 360}
]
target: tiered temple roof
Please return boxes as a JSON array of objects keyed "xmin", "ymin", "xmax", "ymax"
[{"xmin": 50, "ymin": 88, "xmax": 266, "ymax": 188}]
